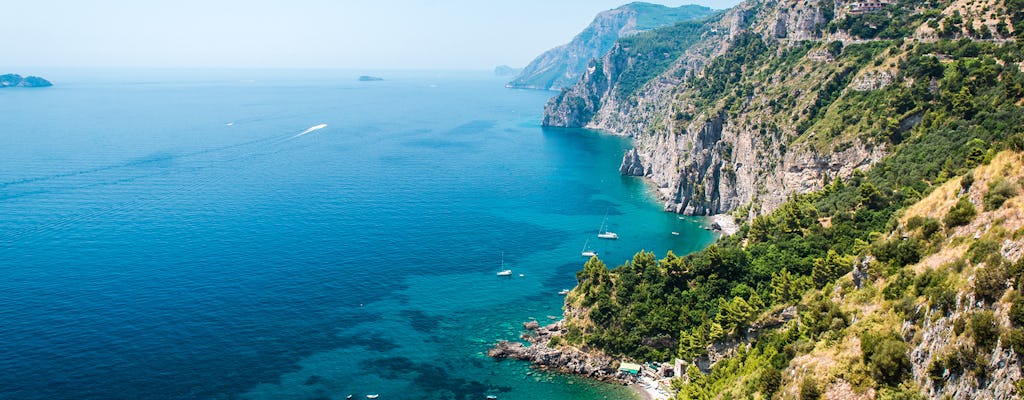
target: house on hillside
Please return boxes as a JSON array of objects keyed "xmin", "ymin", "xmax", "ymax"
[{"xmin": 849, "ymin": 1, "xmax": 890, "ymax": 14}]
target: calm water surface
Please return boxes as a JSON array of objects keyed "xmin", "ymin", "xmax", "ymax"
[{"xmin": 0, "ymin": 70, "xmax": 714, "ymax": 399}]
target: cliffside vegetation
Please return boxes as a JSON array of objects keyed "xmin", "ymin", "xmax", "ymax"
[
  {"xmin": 544, "ymin": 0, "xmax": 1024, "ymax": 217},
  {"xmin": 545, "ymin": 0, "xmax": 1024, "ymax": 397}
]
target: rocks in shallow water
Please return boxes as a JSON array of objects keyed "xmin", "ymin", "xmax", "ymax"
[
  {"xmin": 488, "ymin": 321, "xmax": 639, "ymax": 384},
  {"xmin": 619, "ymin": 148, "xmax": 646, "ymax": 176}
]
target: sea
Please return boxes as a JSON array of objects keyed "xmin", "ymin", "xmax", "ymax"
[{"xmin": 0, "ymin": 69, "xmax": 715, "ymax": 400}]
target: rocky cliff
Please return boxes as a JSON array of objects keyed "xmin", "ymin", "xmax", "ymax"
[
  {"xmin": 542, "ymin": 0, "xmax": 934, "ymax": 218},
  {"xmin": 508, "ymin": 2, "xmax": 713, "ymax": 91}
]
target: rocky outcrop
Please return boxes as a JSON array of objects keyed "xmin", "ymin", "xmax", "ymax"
[
  {"xmin": 620, "ymin": 148, "xmax": 646, "ymax": 176},
  {"xmin": 508, "ymin": 3, "xmax": 713, "ymax": 91},
  {"xmin": 0, "ymin": 74, "xmax": 52, "ymax": 88},
  {"xmin": 488, "ymin": 320, "xmax": 639, "ymax": 383},
  {"xmin": 851, "ymin": 70, "xmax": 894, "ymax": 91},
  {"xmin": 907, "ymin": 291, "xmax": 1023, "ymax": 399}
]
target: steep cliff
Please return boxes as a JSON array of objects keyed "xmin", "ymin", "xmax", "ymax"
[
  {"xmin": 507, "ymin": 2, "xmax": 713, "ymax": 91},
  {"xmin": 544, "ymin": 0, "xmax": 1016, "ymax": 218}
]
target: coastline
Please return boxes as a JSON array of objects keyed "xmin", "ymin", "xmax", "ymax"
[
  {"xmin": 630, "ymin": 384, "xmax": 655, "ymax": 400},
  {"xmin": 708, "ymin": 213, "xmax": 740, "ymax": 236}
]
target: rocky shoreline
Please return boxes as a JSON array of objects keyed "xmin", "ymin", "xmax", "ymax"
[
  {"xmin": 487, "ymin": 320, "xmax": 640, "ymax": 385},
  {"xmin": 708, "ymin": 214, "xmax": 739, "ymax": 236}
]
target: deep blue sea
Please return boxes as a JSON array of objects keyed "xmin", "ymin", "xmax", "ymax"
[{"xmin": 0, "ymin": 70, "xmax": 714, "ymax": 400}]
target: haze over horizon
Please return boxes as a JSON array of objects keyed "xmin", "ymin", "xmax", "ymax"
[{"xmin": 3, "ymin": 0, "xmax": 741, "ymax": 71}]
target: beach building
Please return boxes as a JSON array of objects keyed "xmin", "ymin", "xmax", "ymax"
[{"xmin": 618, "ymin": 362, "xmax": 642, "ymax": 375}]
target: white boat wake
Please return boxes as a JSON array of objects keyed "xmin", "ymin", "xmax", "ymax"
[{"xmin": 293, "ymin": 123, "xmax": 327, "ymax": 138}]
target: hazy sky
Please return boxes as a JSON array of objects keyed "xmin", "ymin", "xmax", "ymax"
[{"xmin": 4, "ymin": 0, "xmax": 741, "ymax": 70}]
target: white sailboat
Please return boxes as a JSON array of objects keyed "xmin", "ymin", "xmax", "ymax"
[
  {"xmin": 597, "ymin": 212, "xmax": 618, "ymax": 240},
  {"xmin": 581, "ymin": 239, "xmax": 598, "ymax": 258},
  {"xmin": 496, "ymin": 252, "xmax": 512, "ymax": 276}
]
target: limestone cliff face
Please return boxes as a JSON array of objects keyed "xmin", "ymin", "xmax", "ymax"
[
  {"xmin": 508, "ymin": 3, "xmax": 712, "ymax": 91},
  {"xmin": 543, "ymin": 0, "xmax": 889, "ymax": 218}
]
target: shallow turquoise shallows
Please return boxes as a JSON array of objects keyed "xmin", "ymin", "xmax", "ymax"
[{"xmin": 0, "ymin": 70, "xmax": 715, "ymax": 400}]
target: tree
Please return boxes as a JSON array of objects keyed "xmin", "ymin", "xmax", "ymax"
[
  {"xmin": 859, "ymin": 182, "xmax": 887, "ymax": 210},
  {"xmin": 812, "ymin": 249, "xmax": 848, "ymax": 287},
  {"xmin": 717, "ymin": 296, "xmax": 755, "ymax": 335},
  {"xmin": 771, "ymin": 268, "xmax": 796, "ymax": 303}
]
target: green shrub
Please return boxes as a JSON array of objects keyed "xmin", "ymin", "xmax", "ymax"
[
  {"xmin": 944, "ymin": 196, "xmax": 977, "ymax": 228},
  {"xmin": 974, "ymin": 262, "xmax": 1008, "ymax": 303},
  {"xmin": 920, "ymin": 218, "xmax": 942, "ymax": 239},
  {"xmin": 800, "ymin": 376, "xmax": 821, "ymax": 400},
  {"xmin": 883, "ymin": 269, "xmax": 914, "ymax": 300},
  {"xmin": 970, "ymin": 311, "xmax": 1000, "ymax": 352},
  {"xmin": 1011, "ymin": 295, "xmax": 1024, "ymax": 327},
  {"xmin": 925, "ymin": 285, "xmax": 956, "ymax": 314},
  {"xmin": 983, "ymin": 177, "xmax": 1019, "ymax": 210},
  {"xmin": 961, "ymin": 171, "xmax": 975, "ymax": 192},
  {"xmin": 756, "ymin": 366, "xmax": 782, "ymax": 396},
  {"xmin": 927, "ymin": 358, "xmax": 946, "ymax": 381},
  {"xmin": 877, "ymin": 384, "xmax": 927, "ymax": 400},
  {"xmin": 906, "ymin": 215, "xmax": 927, "ymax": 230},
  {"xmin": 1009, "ymin": 328, "xmax": 1024, "ymax": 354},
  {"xmin": 862, "ymin": 332, "xmax": 912, "ymax": 386},
  {"xmin": 968, "ymin": 238, "xmax": 1002, "ymax": 264}
]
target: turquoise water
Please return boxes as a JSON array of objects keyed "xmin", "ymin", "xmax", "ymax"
[{"xmin": 0, "ymin": 70, "xmax": 715, "ymax": 400}]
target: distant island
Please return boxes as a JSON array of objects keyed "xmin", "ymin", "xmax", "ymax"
[
  {"xmin": 358, "ymin": 75, "xmax": 383, "ymax": 82},
  {"xmin": 0, "ymin": 74, "xmax": 52, "ymax": 88},
  {"xmin": 493, "ymin": 65, "xmax": 522, "ymax": 77}
]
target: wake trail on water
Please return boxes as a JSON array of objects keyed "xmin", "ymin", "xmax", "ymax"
[
  {"xmin": 0, "ymin": 123, "xmax": 329, "ymax": 244},
  {"xmin": 290, "ymin": 123, "xmax": 327, "ymax": 139}
]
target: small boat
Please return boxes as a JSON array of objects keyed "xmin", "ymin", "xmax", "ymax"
[
  {"xmin": 367, "ymin": 395, "xmax": 379, "ymax": 399},
  {"xmin": 486, "ymin": 396, "xmax": 498, "ymax": 399},
  {"xmin": 559, "ymin": 289, "xmax": 570, "ymax": 295},
  {"xmin": 496, "ymin": 252, "xmax": 511, "ymax": 276},
  {"xmin": 671, "ymin": 231, "xmax": 679, "ymax": 235},
  {"xmin": 581, "ymin": 239, "xmax": 598, "ymax": 257},
  {"xmin": 346, "ymin": 396, "xmax": 352, "ymax": 400},
  {"xmin": 597, "ymin": 211, "xmax": 618, "ymax": 240}
]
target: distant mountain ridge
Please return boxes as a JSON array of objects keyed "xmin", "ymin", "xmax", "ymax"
[{"xmin": 507, "ymin": 2, "xmax": 714, "ymax": 91}]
